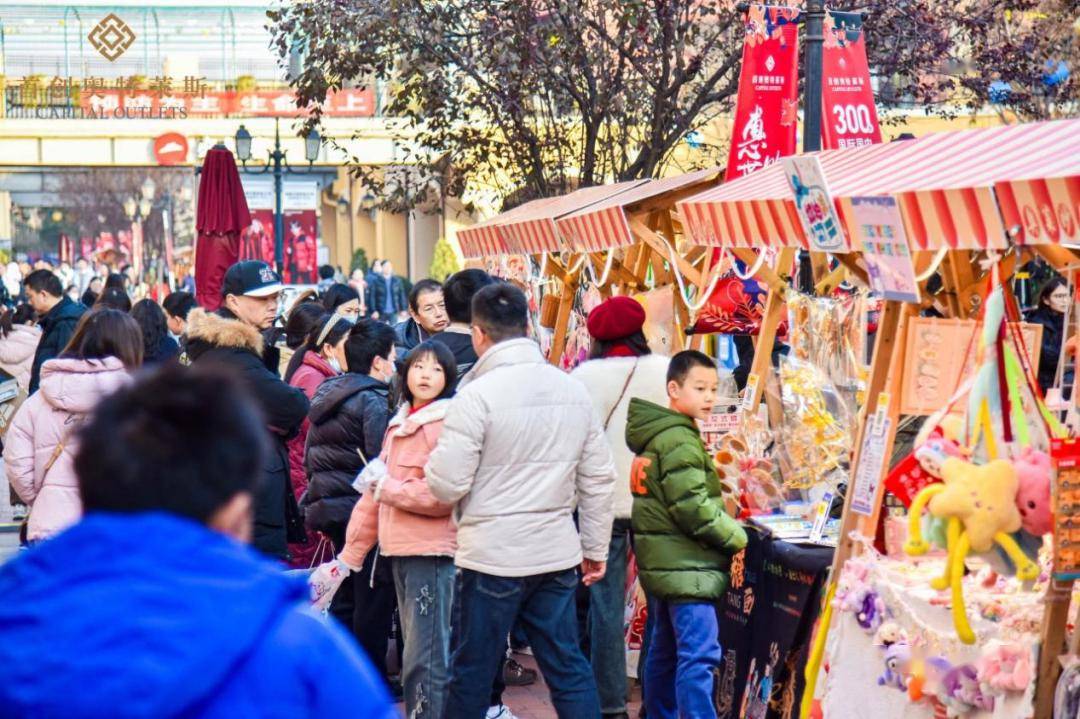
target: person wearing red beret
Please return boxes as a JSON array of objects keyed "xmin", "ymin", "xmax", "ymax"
[{"xmin": 571, "ymin": 295, "xmax": 671, "ymax": 719}]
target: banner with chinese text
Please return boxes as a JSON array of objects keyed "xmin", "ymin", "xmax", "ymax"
[
  {"xmin": 821, "ymin": 11, "xmax": 881, "ymax": 150},
  {"xmin": 725, "ymin": 5, "xmax": 801, "ymax": 182},
  {"xmin": 75, "ymin": 87, "xmax": 374, "ymax": 119}
]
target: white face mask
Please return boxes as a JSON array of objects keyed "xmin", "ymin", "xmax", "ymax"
[{"xmin": 327, "ymin": 356, "xmax": 342, "ymax": 374}]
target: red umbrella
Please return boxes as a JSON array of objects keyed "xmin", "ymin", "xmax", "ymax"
[{"xmin": 195, "ymin": 145, "xmax": 250, "ymax": 310}]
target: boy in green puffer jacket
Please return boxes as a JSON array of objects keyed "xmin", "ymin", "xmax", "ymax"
[{"xmin": 626, "ymin": 350, "xmax": 747, "ymax": 719}]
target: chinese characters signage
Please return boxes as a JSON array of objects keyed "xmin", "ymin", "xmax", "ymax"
[
  {"xmin": 4, "ymin": 75, "xmax": 375, "ymax": 119},
  {"xmin": 850, "ymin": 196, "xmax": 919, "ymax": 302},
  {"xmin": 783, "ymin": 155, "xmax": 847, "ymax": 253},
  {"xmin": 820, "ymin": 11, "xmax": 882, "ymax": 150},
  {"xmin": 725, "ymin": 4, "xmax": 801, "ymax": 182}
]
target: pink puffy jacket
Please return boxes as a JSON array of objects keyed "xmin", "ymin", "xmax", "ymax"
[
  {"xmin": 340, "ymin": 399, "xmax": 456, "ymax": 568},
  {"xmin": 4, "ymin": 357, "xmax": 130, "ymax": 541}
]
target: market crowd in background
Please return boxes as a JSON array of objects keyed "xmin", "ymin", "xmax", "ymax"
[{"xmin": 0, "ymin": 251, "xmax": 1074, "ymax": 719}]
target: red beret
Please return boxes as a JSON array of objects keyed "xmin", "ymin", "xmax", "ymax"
[{"xmin": 587, "ymin": 296, "xmax": 646, "ymax": 341}]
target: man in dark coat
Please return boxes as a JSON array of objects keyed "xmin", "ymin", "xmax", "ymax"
[
  {"xmin": 430, "ymin": 269, "xmax": 494, "ymax": 379},
  {"xmin": 303, "ymin": 318, "xmax": 397, "ymax": 683},
  {"xmin": 393, "ymin": 278, "xmax": 448, "ymax": 361},
  {"xmin": 184, "ymin": 261, "xmax": 309, "ymax": 561},
  {"xmin": 366, "ymin": 260, "xmax": 408, "ymax": 322},
  {"xmin": 25, "ymin": 269, "xmax": 87, "ymax": 395}
]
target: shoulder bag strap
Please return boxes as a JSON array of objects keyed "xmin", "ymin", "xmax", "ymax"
[{"xmin": 604, "ymin": 359, "xmax": 639, "ymax": 431}]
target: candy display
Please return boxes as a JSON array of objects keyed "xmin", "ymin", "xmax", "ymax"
[{"xmin": 774, "ymin": 355, "xmax": 853, "ymax": 491}]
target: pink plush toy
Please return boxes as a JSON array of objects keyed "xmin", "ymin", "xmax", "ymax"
[
  {"xmin": 1013, "ymin": 448, "xmax": 1052, "ymax": 536},
  {"xmin": 975, "ymin": 641, "xmax": 1033, "ymax": 694}
]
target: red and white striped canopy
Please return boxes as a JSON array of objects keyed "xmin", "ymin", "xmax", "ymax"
[
  {"xmin": 557, "ymin": 168, "xmax": 721, "ymax": 253},
  {"xmin": 677, "ymin": 118, "xmax": 1080, "ymax": 250},
  {"xmin": 455, "ymin": 197, "xmax": 559, "ymax": 259}
]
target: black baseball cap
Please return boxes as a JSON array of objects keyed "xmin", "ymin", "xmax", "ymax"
[{"xmin": 221, "ymin": 260, "xmax": 283, "ymax": 298}]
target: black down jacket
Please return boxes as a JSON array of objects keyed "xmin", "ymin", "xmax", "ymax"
[
  {"xmin": 302, "ymin": 373, "xmax": 391, "ymax": 533},
  {"xmin": 184, "ymin": 308, "xmax": 309, "ymax": 560},
  {"xmin": 30, "ymin": 297, "xmax": 86, "ymax": 395}
]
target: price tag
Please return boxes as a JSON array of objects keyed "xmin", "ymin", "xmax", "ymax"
[
  {"xmin": 700, "ymin": 412, "xmax": 741, "ymax": 434},
  {"xmin": 741, "ymin": 373, "xmax": 760, "ymax": 412},
  {"xmin": 872, "ymin": 392, "xmax": 890, "ymax": 436},
  {"xmin": 809, "ymin": 491, "xmax": 834, "ymax": 544}
]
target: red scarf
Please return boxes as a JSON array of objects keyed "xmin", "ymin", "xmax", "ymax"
[{"xmin": 603, "ymin": 343, "xmax": 638, "ymax": 359}]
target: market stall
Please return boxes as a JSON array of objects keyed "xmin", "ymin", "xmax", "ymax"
[
  {"xmin": 455, "ymin": 168, "xmax": 725, "ymax": 364},
  {"xmin": 674, "ymin": 117, "xmax": 1080, "ymax": 718}
]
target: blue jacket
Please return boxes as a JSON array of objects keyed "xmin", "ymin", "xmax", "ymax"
[{"xmin": 0, "ymin": 512, "xmax": 397, "ymax": 719}]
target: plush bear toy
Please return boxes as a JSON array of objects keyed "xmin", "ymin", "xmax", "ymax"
[{"xmin": 1012, "ymin": 447, "xmax": 1052, "ymax": 536}]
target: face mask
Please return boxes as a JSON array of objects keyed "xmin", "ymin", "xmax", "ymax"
[
  {"xmin": 327, "ymin": 356, "xmax": 342, "ymax": 374},
  {"xmin": 341, "ymin": 313, "xmax": 358, "ymax": 324}
]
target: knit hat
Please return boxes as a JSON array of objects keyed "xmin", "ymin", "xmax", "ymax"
[{"xmin": 586, "ymin": 296, "xmax": 646, "ymax": 341}]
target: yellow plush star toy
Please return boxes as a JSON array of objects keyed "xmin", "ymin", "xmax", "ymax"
[{"xmin": 903, "ymin": 458, "xmax": 1038, "ymax": 644}]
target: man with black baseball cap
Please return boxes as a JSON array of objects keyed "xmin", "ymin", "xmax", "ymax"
[{"xmin": 184, "ymin": 260, "xmax": 309, "ymax": 560}]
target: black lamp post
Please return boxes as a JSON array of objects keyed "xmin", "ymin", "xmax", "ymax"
[
  {"xmin": 802, "ymin": 0, "xmax": 826, "ymax": 153},
  {"xmin": 234, "ymin": 118, "xmax": 321, "ymax": 275}
]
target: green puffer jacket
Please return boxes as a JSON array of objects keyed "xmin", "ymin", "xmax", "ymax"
[{"xmin": 626, "ymin": 398, "xmax": 747, "ymax": 601}]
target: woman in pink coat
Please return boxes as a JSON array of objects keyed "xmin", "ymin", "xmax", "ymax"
[
  {"xmin": 4, "ymin": 309, "xmax": 142, "ymax": 542},
  {"xmin": 0, "ymin": 305, "xmax": 42, "ymax": 393},
  {"xmin": 283, "ymin": 312, "xmax": 351, "ymax": 567},
  {"xmin": 340, "ymin": 340, "xmax": 458, "ymax": 719}
]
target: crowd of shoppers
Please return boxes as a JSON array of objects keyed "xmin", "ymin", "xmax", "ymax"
[{"xmin": 13, "ymin": 253, "xmax": 1075, "ymax": 719}]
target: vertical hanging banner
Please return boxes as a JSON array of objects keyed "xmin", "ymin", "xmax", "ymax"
[
  {"xmin": 725, "ymin": 5, "xmax": 801, "ymax": 182},
  {"xmin": 821, "ymin": 11, "xmax": 882, "ymax": 150}
]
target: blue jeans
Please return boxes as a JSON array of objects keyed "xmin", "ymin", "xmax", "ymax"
[
  {"xmin": 445, "ymin": 567, "xmax": 601, "ymax": 719},
  {"xmin": 588, "ymin": 519, "xmax": 630, "ymax": 715},
  {"xmin": 644, "ymin": 599, "xmax": 721, "ymax": 719},
  {"xmin": 393, "ymin": 555, "xmax": 455, "ymax": 719}
]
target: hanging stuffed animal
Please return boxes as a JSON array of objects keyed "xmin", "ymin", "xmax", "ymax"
[
  {"xmin": 1012, "ymin": 447, "xmax": 1052, "ymax": 536},
  {"xmin": 878, "ymin": 643, "xmax": 911, "ymax": 691},
  {"xmin": 904, "ymin": 457, "xmax": 1038, "ymax": 644}
]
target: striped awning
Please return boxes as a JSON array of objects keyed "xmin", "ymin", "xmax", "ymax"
[
  {"xmin": 557, "ymin": 168, "xmax": 721, "ymax": 253},
  {"xmin": 454, "ymin": 182, "xmax": 649, "ymax": 258},
  {"xmin": 677, "ymin": 118, "xmax": 1080, "ymax": 250}
]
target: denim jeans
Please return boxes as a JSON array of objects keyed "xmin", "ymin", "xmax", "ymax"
[
  {"xmin": 445, "ymin": 567, "xmax": 601, "ymax": 719},
  {"xmin": 588, "ymin": 519, "xmax": 630, "ymax": 715},
  {"xmin": 393, "ymin": 555, "xmax": 455, "ymax": 719},
  {"xmin": 643, "ymin": 599, "xmax": 721, "ymax": 719}
]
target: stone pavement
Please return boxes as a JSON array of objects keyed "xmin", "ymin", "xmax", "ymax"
[{"xmin": 500, "ymin": 653, "xmax": 642, "ymax": 719}]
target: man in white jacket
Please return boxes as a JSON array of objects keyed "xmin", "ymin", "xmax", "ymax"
[{"xmin": 427, "ymin": 282, "xmax": 617, "ymax": 719}]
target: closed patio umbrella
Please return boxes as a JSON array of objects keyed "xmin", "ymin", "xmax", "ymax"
[{"xmin": 195, "ymin": 145, "xmax": 250, "ymax": 310}]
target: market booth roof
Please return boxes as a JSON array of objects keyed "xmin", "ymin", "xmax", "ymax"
[
  {"xmin": 455, "ymin": 168, "xmax": 722, "ymax": 258},
  {"xmin": 677, "ymin": 118, "xmax": 1080, "ymax": 251}
]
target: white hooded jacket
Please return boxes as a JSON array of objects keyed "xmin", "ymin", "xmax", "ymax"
[
  {"xmin": 570, "ymin": 353, "xmax": 671, "ymax": 519},
  {"xmin": 426, "ymin": 338, "xmax": 617, "ymax": 577}
]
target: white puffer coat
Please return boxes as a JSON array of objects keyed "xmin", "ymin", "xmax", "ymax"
[
  {"xmin": 571, "ymin": 353, "xmax": 671, "ymax": 519},
  {"xmin": 426, "ymin": 338, "xmax": 617, "ymax": 577}
]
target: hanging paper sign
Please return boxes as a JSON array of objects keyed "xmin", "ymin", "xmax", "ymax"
[
  {"xmin": 850, "ymin": 196, "xmax": 920, "ymax": 302},
  {"xmin": 725, "ymin": 5, "xmax": 801, "ymax": 182},
  {"xmin": 784, "ymin": 155, "xmax": 847, "ymax": 253},
  {"xmin": 821, "ymin": 11, "xmax": 882, "ymax": 150},
  {"xmin": 851, "ymin": 418, "xmax": 890, "ymax": 516},
  {"xmin": 742, "ymin": 373, "xmax": 761, "ymax": 411},
  {"xmin": 900, "ymin": 317, "xmax": 1043, "ymax": 415}
]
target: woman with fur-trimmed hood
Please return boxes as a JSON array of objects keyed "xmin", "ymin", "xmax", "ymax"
[{"xmin": 184, "ymin": 263, "xmax": 309, "ymax": 561}]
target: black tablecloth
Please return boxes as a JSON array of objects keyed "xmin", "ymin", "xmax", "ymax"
[{"xmin": 715, "ymin": 527, "xmax": 834, "ymax": 719}]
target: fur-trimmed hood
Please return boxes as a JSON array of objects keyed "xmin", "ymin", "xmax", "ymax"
[{"xmin": 185, "ymin": 308, "xmax": 264, "ymax": 357}]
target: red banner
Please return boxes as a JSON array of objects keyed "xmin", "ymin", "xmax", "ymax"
[
  {"xmin": 79, "ymin": 87, "xmax": 375, "ymax": 119},
  {"xmin": 821, "ymin": 11, "xmax": 881, "ymax": 150},
  {"xmin": 725, "ymin": 5, "xmax": 801, "ymax": 182},
  {"xmin": 238, "ymin": 209, "xmax": 319, "ymax": 285}
]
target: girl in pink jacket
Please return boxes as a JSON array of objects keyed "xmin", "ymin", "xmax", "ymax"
[
  {"xmin": 340, "ymin": 340, "xmax": 457, "ymax": 719},
  {"xmin": 4, "ymin": 309, "xmax": 141, "ymax": 542}
]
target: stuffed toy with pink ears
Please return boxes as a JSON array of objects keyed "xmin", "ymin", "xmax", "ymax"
[
  {"xmin": 975, "ymin": 641, "xmax": 1033, "ymax": 695},
  {"xmin": 1012, "ymin": 447, "xmax": 1052, "ymax": 536}
]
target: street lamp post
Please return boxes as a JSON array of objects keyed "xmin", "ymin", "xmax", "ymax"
[
  {"xmin": 234, "ymin": 118, "xmax": 321, "ymax": 276},
  {"xmin": 802, "ymin": 0, "xmax": 827, "ymax": 153}
]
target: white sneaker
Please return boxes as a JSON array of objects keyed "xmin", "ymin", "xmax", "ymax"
[{"xmin": 486, "ymin": 705, "xmax": 520, "ymax": 719}]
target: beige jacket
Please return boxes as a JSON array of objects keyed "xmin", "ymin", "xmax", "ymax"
[
  {"xmin": 426, "ymin": 338, "xmax": 616, "ymax": 577},
  {"xmin": 571, "ymin": 354, "xmax": 671, "ymax": 520}
]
